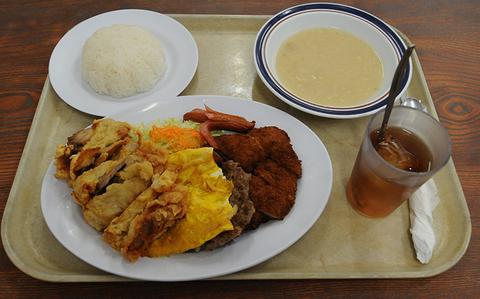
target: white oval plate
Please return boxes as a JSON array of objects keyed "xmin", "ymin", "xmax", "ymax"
[
  {"xmin": 41, "ymin": 95, "xmax": 333, "ymax": 281},
  {"xmin": 49, "ymin": 9, "xmax": 198, "ymax": 116},
  {"xmin": 254, "ymin": 3, "xmax": 412, "ymax": 119}
]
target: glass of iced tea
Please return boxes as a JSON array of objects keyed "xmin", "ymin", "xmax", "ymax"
[{"xmin": 346, "ymin": 106, "xmax": 451, "ymax": 218}]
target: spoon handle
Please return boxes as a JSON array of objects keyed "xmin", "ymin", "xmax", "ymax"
[{"xmin": 377, "ymin": 45, "xmax": 416, "ymax": 142}]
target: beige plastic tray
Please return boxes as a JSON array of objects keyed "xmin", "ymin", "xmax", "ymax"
[{"xmin": 1, "ymin": 14, "xmax": 471, "ymax": 281}]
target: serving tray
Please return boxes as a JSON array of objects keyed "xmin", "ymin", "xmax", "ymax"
[{"xmin": 1, "ymin": 14, "xmax": 471, "ymax": 281}]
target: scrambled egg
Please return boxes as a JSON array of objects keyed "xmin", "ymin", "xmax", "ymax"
[{"xmin": 148, "ymin": 147, "xmax": 235, "ymax": 257}]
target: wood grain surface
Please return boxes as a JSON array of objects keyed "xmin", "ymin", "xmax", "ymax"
[{"xmin": 1, "ymin": 0, "xmax": 478, "ymax": 298}]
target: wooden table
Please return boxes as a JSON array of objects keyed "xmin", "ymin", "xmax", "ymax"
[{"xmin": 1, "ymin": 0, "xmax": 478, "ymax": 297}]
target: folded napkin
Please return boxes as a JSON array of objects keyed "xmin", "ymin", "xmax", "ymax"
[{"xmin": 409, "ymin": 179, "xmax": 439, "ymax": 264}]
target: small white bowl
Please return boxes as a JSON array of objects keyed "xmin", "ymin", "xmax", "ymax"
[
  {"xmin": 49, "ymin": 9, "xmax": 198, "ymax": 116},
  {"xmin": 254, "ymin": 3, "xmax": 412, "ymax": 119}
]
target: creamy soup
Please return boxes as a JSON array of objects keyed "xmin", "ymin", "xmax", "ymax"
[{"xmin": 275, "ymin": 28, "xmax": 383, "ymax": 107}]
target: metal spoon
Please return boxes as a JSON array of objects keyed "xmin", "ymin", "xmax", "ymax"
[
  {"xmin": 398, "ymin": 96, "xmax": 428, "ymax": 113},
  {"xmin": 377, "ymin": 45, "xmax": 416, "ymax": 143}
]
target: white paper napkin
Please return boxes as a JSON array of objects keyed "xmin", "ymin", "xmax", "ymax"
[{"xmin": 409, "ymin": 179, "xmax": 439, "ymax": 264}]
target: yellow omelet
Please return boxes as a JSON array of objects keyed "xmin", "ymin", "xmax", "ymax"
[{"xmin": 148, "ymin": 147, "xmax": 236, "ymax": 257}]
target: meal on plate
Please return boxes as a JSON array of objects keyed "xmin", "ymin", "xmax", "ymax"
[
  {"xmin": 54, "ymin": 106, "xmax": 302, "ymax": 261},
  {"xmin": 82, "ymin": 24, "xmax": 166, "ymax": 98}
]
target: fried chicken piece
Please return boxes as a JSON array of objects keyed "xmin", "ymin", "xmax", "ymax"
[
  {"xmin": 103, "ymin": 188, "xmax": 158, "ymax": 250},
  {"xmin": 83, "ymin": 119, "xmax": 131, "ymax": 150},
  {"xmin": 254, "ymin": 160, "xmax": 298, "ymax": 195},
  {"xmin": 55, "ymin": 144, "xmax": 74, "ymax": 180},
  {"xmin": 69, "ymin": 147, "xmax": 102, "ymax": 181},
  {"xmin": 55, "ymin": 119, "xmax": 133, "ymax": 182},
  {"xmin": 203, "ymin": 161, "xmax": 254, "ymax": 250},
  {"xmin": 68, "ymin": 139, "xmax": 133, "ymax": 182},
  {"xmin": 94, "ymin": 139, "xmax": 128, "ymax": 166},
  {"xmin": 103, "ymin": 186, "xmax": 187, "ymax": 261},
  {"xmin": 67, "ymin": 127, "xmax": 93, "ymax": 149},
  {"xmin": 246, "ymin": 128, "xmax": 302, "ymax": 225},
  {"xmin": 117, "ymin": 160, "xmax": 154, "ymax": 182},
  {"xmin": 215, "ymin": 134, "xmax": 267, "ymax": 172},
  {"xmin": 72, "ymin": 159, "xmax": 126, "ymax": 206},
  {"xmin": 249, "ymin": 163, "xmax": 298, "ymax": 223},
  {"xmin": 135, "ymin": 139, "xmax": 168, "ymax": 173},
  {"xmin": 249, "ymin": 127, "xmax": 302, "ymax": 177},
  {"xmin": 151, "ymin": 164, "xmax": 180, "ymax": 193},
  {"xmin": 82, "ymin": 161, "xmax": 153, "ymax": 231},
  {"xmin": 55, "ymin": 127, "xmax": 91, "ymax": 181},
  {"xmin": 249, "ymin": 174, "xmax": 295, "ymax": 220},
  {"xmin": 248, "ymin": 160, "xmax": 297, "ymax": 221},
  {"xmin": 270, "ymin": 143, "xmax": 302, "ymax": 178},
  {"xmin": 248, "ymin": 126, "xmax": 290, "ymax": 153},
  {"xmin": 120, "ymin": 188, "xmax": 187, "ymax": 261},
  {"xmin": 83, "ymin": 177, "xmax": 149, "ymax": 231},
  {"xmin": 70, "ymin": 140, "xmax": 138, "ymax": 206}
]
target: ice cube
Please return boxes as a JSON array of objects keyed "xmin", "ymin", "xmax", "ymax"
[{"xmin": 375, "ymin": 135, "xmax": 419, "ymax": 171}]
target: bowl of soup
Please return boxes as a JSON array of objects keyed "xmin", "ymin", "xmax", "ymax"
[{"xmin": 254, "ymin": 3, "xmax": 412, "ymax": 118}]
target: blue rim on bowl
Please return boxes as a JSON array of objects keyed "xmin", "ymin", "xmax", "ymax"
[{"xmin": 254, "ymin": 2, "xmax": 413, "ymax": 118}]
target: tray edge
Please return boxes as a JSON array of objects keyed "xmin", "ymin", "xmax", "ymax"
[{"xmin": 1, "ymin": 16, "xmax": 472, "ymax": 282}]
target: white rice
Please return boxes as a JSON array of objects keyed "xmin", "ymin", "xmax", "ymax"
[{"xmin": 82, "ymin": 24, "xmax": 166, "ymax": 98}]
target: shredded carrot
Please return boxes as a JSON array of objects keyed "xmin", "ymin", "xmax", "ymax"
[{"xmin": 149, "ymin": 125, "xmax": 205, "ymax": 152}]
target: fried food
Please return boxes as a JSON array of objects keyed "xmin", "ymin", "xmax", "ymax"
[
  {"xmin": 215, "ymin": 134, "xmax": 267, "ymax": 172},
  {"xmin": 54, "ymin": 118, "xmax": 132, "ymax": 182},
  {"xmin": 249, "ymin": 128, "xmax": 301, "ymax": 224},
  {"xmin": 250, "ymin": 126, "xmax": 302, "ymax": 177},
  {"xmin": 249, "ymin": 173, "xmax": 295, "ymax": 220},
  {"xmin": 54, "ymin": 110, "xmax": 301, "ymax": 262},
  {"xmin": 83, "ymin": 119, "xmax": 131, "ymax": 149},
  {"xmin": 104, "ymin": 186, "xmax": 188, "ymax": 261},
  {"xmin": 121, "ymin": 188, "xmax": 187, "ymax": 261},
  {"xmin": 248, "ymin": 126, "xmax": 290, "ymax": 152},
  {"xmin": 55, "ymin": 117, "xmax": 244, "ymax": 261},
  {"xmin": 104, "ymin": 188, "xmax": 158, "ymax": 250},
  {"xmin": 72, "ymin": 159, "xmax": 126, "ymax": 206},
  {"xmin": 67, "ymin": 127, "xmax": 93, "ymax": 147},
  {"xmin": 69, "ymin": 147, "xmax": 102, "ymax": 180},
  {"xmin": 54, "ymin": 144, "xmax": 74, "ymax": 180},
  {"xmin": 151, "ymin": 164, "xmax": 179, "ymax": 193},
  {"xmin": 83, "ymin": 161, "xmax": 153, "ymax": 231},
  {"xmin": 70, "ymin": 139, "xmax": 138, "ymax": 206},
  {"xmin": 254, "ymin": 159, "xmax": 298, "ymax": 195},
  {"xmin": 214, "ymin": 126, "xmax": 302, "ymax": 228},
  {"xmin": 94, "ymin": 139, "xmax": 128, "ymax": 166}
]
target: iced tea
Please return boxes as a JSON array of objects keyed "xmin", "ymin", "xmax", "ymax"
[
  {"xmin": 346, "ymin": 106, "xmax": 451, "ymax": 218},
  {"xmin": 347, "ymin": 127, "xmax": 432, "ymax": 217}
]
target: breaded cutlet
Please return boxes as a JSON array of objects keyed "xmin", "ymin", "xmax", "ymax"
[
  {"xmin": 249, "ymin": 174, "xmax": 295, "ymax": 220},
  {"xmin": 248, "ymin": 126, "xmax": 291, "ymax": 153},
  {"xmin": 254, "ymin": 159, "xmax": 298, "ymax": 195},
  {"xmin": 215, "ymin": 134, "xmax": 267, "ymax": 172},
  {"xmin": 249, "ymin": 127, "xmax": 302, "ymax": 177},
  {"xmin": 249, "ymin": 159, "xmax": 297, "ymax": 220},
  {"xmin": 215, "ymin": 126, "xmax": 302, "ymax": 228}
]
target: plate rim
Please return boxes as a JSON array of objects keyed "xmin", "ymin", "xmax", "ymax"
[
  {"xmin": 40, "ymin": 95, "xmax": 333, "ymax": 281},
  {"xmin": 48, "ymin": 9, "xmax": 199, "ymax": 116},
  {"xmin": 253, "ymin": 2, "xmax": 413, "ymax": 119}
]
